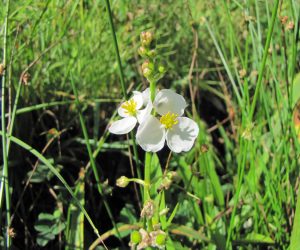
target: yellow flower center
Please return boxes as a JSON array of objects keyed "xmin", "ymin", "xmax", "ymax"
[
  {"xmin": 121, "ymin": 99, "xmax": 137, "ymax": 116},
  {"xmin": 160, "ymin": 112, "xmax": 178, "ymax": 129}
]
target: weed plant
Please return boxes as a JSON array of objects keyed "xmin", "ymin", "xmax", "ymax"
[{"xmin": 0, "ymin": 0, "xmax": 300, "ymax": 249}]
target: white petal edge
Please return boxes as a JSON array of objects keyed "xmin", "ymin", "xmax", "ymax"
[
  {"xmin": 153, "ymin": 89, "xmax": 187, "ymax": 116},
  {"xmin": 136, "ymin": 116, "xmax": 166, "ymax": 152},
  {"xmin": 166, "ymin": 117, "xmax": 199, "ymax": 153},
  {"xmin": 109, "ymin": 117, "xmax": 137, "ymax": 135},
  {"xmin": 137, "ymin": 102, "xmax": 153, "ymax": 124}
]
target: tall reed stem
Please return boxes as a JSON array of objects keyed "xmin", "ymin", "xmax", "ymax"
[{"xmin": 0, "ymin": 0, "xmax": 11, "ymax": 248}]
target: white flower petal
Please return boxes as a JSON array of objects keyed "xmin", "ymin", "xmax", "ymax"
[
  {"xmin": 132, "ymin": 92, "xmax": 144, "ymax": 110},
  {"xmin": 153, "ymin": 89, "xmax": 187, "ymax": 116},
  {"xmin": 137, "ymin": 102, "xmax": 153, "ymax": 124},
  {"xmin": 166, "ymin": 117, "xmax": 199, "ymax": 153},
  {"xmin": 117, "ymin": 93, "xmax": 144, "ymax": 118},
  {"xmin": 142, "ymin": 88, "xmax": 151, "ymax": 105},
  {"xmin": 118, "ymin": 105, "xmax": 130, "ymax": 118},
  {"xmin": 136, "ymin": 116, "xmax": 166, "ymax": 152},
  {"xmin": 109, "ymin": 117, "xmax": 137, "ymax": 135}
]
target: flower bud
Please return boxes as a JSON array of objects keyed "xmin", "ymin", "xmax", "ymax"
[
  {"xmin": 159, "ymin": 176, "xmax": 172, "ymax": 190},
  {"xmin": 130, "ymin": 230, "xmax": 142, "ymax": 244},
  {"xmin": 140, "ymin": 31, "xmax": 154, "ymax": 47},
  {"xmin": 158, "ymin": 64, "xmax": 166, "ymax": 74},
  {"xmin": 138, "ymin": 46, "xmax": 147, "ymax": 57},
  {"xmin": 142, "ymin": 67, "xmax": 152, "ymax": 78},
  {"xmin": 147, "ymin": 49, "xmax": 156, "ymax": 58},
  {"xmin": 159, "ymin": 207, "xmax": 169, "ymax": 216},
  {"xmin": 167, "ymin": 171, "xmax": 179, "ymax": 181},
  {"xmin": 116, "ymin": 176, "xmax": 129, "ymax": 188},
  {"xmin": 140, "ymin": 200, "xmax": 155, "ymax": 219},
  {"xmin": 142, "ymin": 60, "xmax": 154, "ymax": 71}
]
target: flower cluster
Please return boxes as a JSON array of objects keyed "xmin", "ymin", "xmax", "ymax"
[{"xmin": 109, "ymin": 88, "xmax": 199, "ymax": 153}]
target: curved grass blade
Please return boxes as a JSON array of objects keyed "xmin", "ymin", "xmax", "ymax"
[{"xmin": 0, "ymin": 131, "xmax": 107, "ymax": 250}]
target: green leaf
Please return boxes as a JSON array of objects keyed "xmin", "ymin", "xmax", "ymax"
[
  {"xmin": 290, "ymin": 188, "xmax": 300, "ymax": 250},
  {"xmin": 37, "ymin": 233, "xmax": 55, "ymax": 247},
  {"xmin": 119, "ymin": 203, "xmax": 137, "ymax": 224},
  {"xmin": 292, "ymin": 73, "xmax": 300, "ymax": 108},
  {"xmin": 52, "ymin": 223, "xmax": 66, "ymax": 235}
]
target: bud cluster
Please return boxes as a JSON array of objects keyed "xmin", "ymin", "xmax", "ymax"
[
  {"xmin": 138, "ymin": 31, "xmax": 167, "ymax": 83},
  {"xmin": 159, "ymin": 171, "xmax": 180, "ymax": 190}
]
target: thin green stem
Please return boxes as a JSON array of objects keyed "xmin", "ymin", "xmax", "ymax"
[
  {"xmin": 104, "ymin": 0, "xmax": 142, "ymax": 199},
  {"xmin": 0, "ymin": 0, "xmax": 11, "ymax": 248},
  {"xmin": 144, "ymin": 152, "xmax": 153, "ymax": 232},
  {"xmin": 104, "ymin": 0, "xmax": 127, "ymax": 99},
  {"xmin": 144, "ymin": 153, "xmax": 152, "ymax": 201},
  {"xmin": 249, "ymin": 0, "xmax": 280, "ymax": 119},
  {"xmin": 70, "ymin": 77, "xmax": 123, "ymax": 243}
]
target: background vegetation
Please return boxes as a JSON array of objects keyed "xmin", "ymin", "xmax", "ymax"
[{"xmin": 0, "ymin": 0, "xmax": 300, "ymax": 249}]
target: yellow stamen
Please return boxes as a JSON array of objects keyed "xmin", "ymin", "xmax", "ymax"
[
  {"xmin": 160, "ymin": 112, "xmax": 178, "ymax": 129},
  {"xmin": 121, "ymin": 99, "xmax": 137, "ymax": 116}
]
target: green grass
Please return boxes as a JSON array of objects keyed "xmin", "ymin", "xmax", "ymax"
[{"xmin": 0, "ymin": 0, "xmax": 300, "ymax": 249}]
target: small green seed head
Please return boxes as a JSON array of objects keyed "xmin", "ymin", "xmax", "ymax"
[
  {"xmin": 155, "ymin": 233, "xmax": 166, "ymax": 246},
  {"xmin": 130, "ymin": 230, "xmax": 142, "ymax": 244}
]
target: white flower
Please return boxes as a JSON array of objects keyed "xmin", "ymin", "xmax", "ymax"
[
  {"xmin": 109, "ymin": 89, "xmax": 152, "ymax": 135},
  {"xmin": 136, "ymin": 89, "xmax": 199, "ymax": 153}
]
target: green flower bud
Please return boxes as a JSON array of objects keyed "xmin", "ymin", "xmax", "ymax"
[
  {"xmin": 142, "ymin": 67, "xmax": 152, "ymax": 78},
  {"xmin": 155, "ymin": 233, "xmax": 166, "ymax": 246},
  {"xmin": 142, "ymin": 60, "xmax": 154, "ymax": 71},
  {"xmin": 159, "ymin": 207, "xmax": 169, "ymax": 216},
  {"xmin": 116, "ymin": 176, "xmax": 129, "ymax": 188},
  {"xmin": 158, "ymin": 65, "xmax": 166, "ymax": 73},
  {"xmin": 167, "ymin": 171, "xmax": 180, "ymax": 182},
  {"xmin": 140, "ymin": 31, "xmax": 154, "ymax": 47},
  {"xmin": 147, "ymin": 49, "xmax": 156, "ymax": 58},
  {"xmin": 138, "ymin": 46, "xmax": 147, "ymax": 57},
  {"xmin": 159, "ymin": 176, "xmax": 172, "ymax": 190},
  {"xmin": 130, "ymin": 230, "xmax": 142, "ymax": 244}
]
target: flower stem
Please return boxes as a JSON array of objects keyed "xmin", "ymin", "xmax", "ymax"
[
  {"xmin": 104, "ymin": 0, "xmax": 127, "ymax": 100},
  {"xmin": 144, "ymin": 152, "xmax": 152, "ymax": 200},
  {"xmin": 0, "ymin": 0, "xmax": 11, "ymax": 247},
  {"xmin": 150, "ymin": 81, "xmax": 156, "ymax": 102},
  {"xmin": 144, "ymin": 152, "xmax": 154, "ymax": 233}
]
